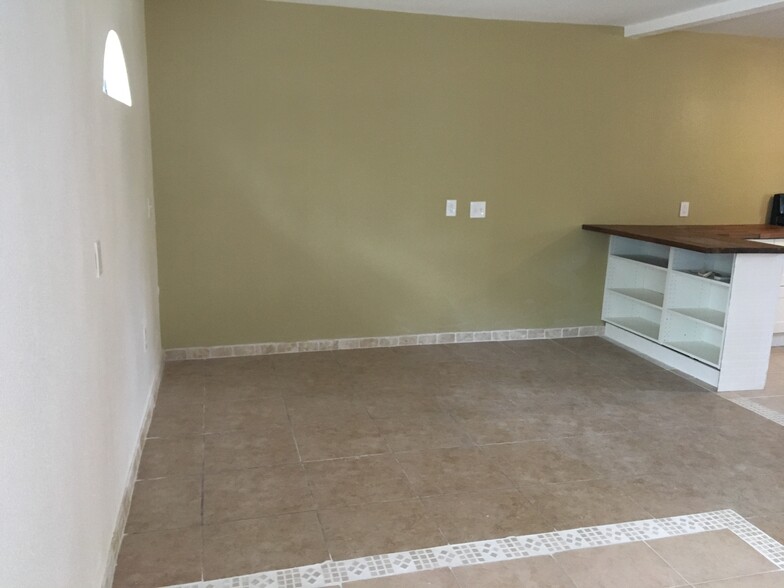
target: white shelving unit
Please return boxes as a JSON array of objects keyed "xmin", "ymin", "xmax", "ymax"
[
  {"xmin": 749, "ymin": 238, "xmax": 784, "ymax": 346},
  {"xmin": 601, "ymin": 235, "xmax": 784, "ymax": 391}
]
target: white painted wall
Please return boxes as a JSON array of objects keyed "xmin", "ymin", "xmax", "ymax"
[{"xmin": 0, "ymin": 1, "xmax": 161, "ymax": 586}]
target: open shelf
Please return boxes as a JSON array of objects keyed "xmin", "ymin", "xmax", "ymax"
[
  {"xmin": 673, "ymin": 270, "xmax": 730, "ymax": 287},
  {"xmin": 611, "ymin": 254, "xmax": 669, "ymax": 269},
  {"xmin": 671, "ymin": 249, "xmax": 733, "ymax": 286},
  {"xmin": 664, "ymin": 340, "xmax": 721, "ymax": 367},
  {"xmin": 605, "ymin": 316, "xmax": 660, "ymax": 341},
  {"xmin": 608, "ymin": 288, "xmax": 664, "ymax": 308},
  {"xmin": 669, "ymin": 307, "xmax": 725, "ymax": 329}
]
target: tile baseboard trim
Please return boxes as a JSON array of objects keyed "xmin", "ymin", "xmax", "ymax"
[
  {"xmin": 725, "ymin": 396, "xmax": 784, "ymax": 428},
  {"xmin": 164, "ymin": 325, "xmax": 605, "ymax": 361},
  {"xmin": 166, "ymin": 509, "xmax": 784, "ymax": 588},
  {"xmin": 101, "ymin": 354, "xmax": 165, "ymax": 588}
]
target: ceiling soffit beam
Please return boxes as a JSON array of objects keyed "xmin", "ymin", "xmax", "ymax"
[{"xmin": 624, "ymin": 0, "xmax": 784, "ymax": 37}]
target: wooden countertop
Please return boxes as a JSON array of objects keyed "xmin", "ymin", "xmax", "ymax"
[{"xmin": 582, "ymin": 224, "xmax": 784, "ymax": 253}]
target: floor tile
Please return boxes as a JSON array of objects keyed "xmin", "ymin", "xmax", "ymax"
[
  {"xmin": 291, "ymin": 411, "xmax": 388, "ymax": 461},
  {"xmin": 459, "ymin": 412, "xmax": 627, "ymax": 445},
  {"xmin": 748, "ymin": 513, "xmax": 784, "ymax": 544},
  {"xmin": 125, "ymin": 476, "xmax": 202, "ymax": 534},
  {"xmin": 155, "ymin": 383, "xmax": 205, "ymax": 409},
  {"xmin": 147, "ymin": 402, "xmax": 203, "ymax": 439},
  {"xmin": 483, "ymin": 441, "xmax": 598, "ymax": 485},
  {"xmin": 555, "ymin": 541, "xmax": 685, "ymax": 587},
  {"xmin": 452, "ymin": 556, "xmax": 576, "ymax": 587},
  {"xmin": 318, "ymin": 499, "xmax": 445, "ymax": 559},
  {"xmin": 693, "ymin": 572, "xmax": 784, "ymax": 587},
  {"xmin": 555, "ymin": 432, "xmax": 671, "ymax": 479},
  {"xmin": 521, "ymin": 479, "xmax": 651, "ymax": 530},
  {"xmin": 615, "ymin": 473, "xmax": 732, "ymax": 519},
  {"xmin": 305, "ymin": 454, "xmax": 413, "ymax": 508},
  {"xmin": 125, "ymin": 339, "xmax": 784, "ymax": 583},
  {"xmin": 439, "ymin": 395, "xmax": 521, "ymax": 421},
  {"xmin": 374, "ymin": 413, "xmax": 472, "ymax": 452},
  {"xmin": 421, "ymin": 490, "xmax": 555, "ymax": 543},
  {"xmin": 648, "ymin": 530, "xmax": 778, "ymax": 584},
  {"xmin": 137, "ymin": 437, "xmax": 203, "ymax": 480},
  {"xmin": 203, "ymin": 464, "xmax": 314, "ymax": 524},
  {"xmin": 113, "ymin": 526, "xmax": 202, "ymax": 588},
  {"xmin": 204, "ymin": 382, "xmax": 283, "ymax": 405},
  {"xmin": 202, "ymin": 512, "xmax": 328, "ymax": 579},
  {"xmin": 345, "ymin": 569, "xmax": 460, "ymax": 587},
  {"xmin": 203, "ymin": 427, "xmax": 299, "ymax": 473},
  {"xmin": 204, "ymin": 398, "xmax": 289, "ymax": 433},
  {"xmin": 361, "ymin": 391, "xmax": 443, "ymax": 418},
  {"xmin": 752, "ymin": 396, "xmax": 784, "ymax": 413},
  {"xmin": 157, "ymin": 372, "xmax": 205, "ymax": 396},
  {"xmin": 396, "ymin": 448, "xmax": 514, "ymax": 497},
  {"xmin": 284, "ymin": 393, "xmax": 366, "ymax": 420}
]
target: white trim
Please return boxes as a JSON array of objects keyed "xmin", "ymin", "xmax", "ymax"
[
  {"xmin": 163, "ymin": 509, "xmax": 784, "ymax": 588},
  {"xmin": 772, "ymin": 333, "xmax": 784, "ymax": 347},
  {"xmin": 604, "ymin": 324, "xmax": 721, "ymax": 387},
  {"xmin": 101, "ymin": 355, "xmax": 165, "ymax": 588},
  {"xmin": 164, "ymin": 326, "xmax": 604, "ymax": 361},
  {"xmin": 624, "ymin": 0, "xmax": 784, "ymax": 37}
]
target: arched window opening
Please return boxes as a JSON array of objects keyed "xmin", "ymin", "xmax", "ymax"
[{"xmin": 102, "ymin": 30, "xmax": 132, "ymax": 106}]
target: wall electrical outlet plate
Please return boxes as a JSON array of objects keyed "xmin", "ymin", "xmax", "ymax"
[
  {"xmin": 446, "ymin": 199, "xmax": 457, "ymax": 217},
  {"xmin": 679, "ymin": 201, "xmax": 690, "ymax": 217},
  {"xmin": 470, "ymin": 201, "xmax": 486, "ymax": 219}
]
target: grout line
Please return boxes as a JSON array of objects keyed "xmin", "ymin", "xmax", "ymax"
[
  {"xmin": 548, "ymin": 553, "xmax": 581, "ymax": 588},
  {"xmin": 688, "ymin": 570, "xmax": 784, "ymax": 586},
  {"xmin": 160, "ymin": 509, "xmax": 784, "ymax": 588},
  {"xmin": 642, "ymin": 539, "xmax": 692, "ymax": 587}
]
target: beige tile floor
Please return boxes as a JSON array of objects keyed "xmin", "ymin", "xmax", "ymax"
[{"xmin": 113, "ymin": 339, "xmax": 784, "ymax": 587}]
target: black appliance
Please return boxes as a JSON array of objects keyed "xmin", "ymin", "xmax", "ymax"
[{"xmin": 771, "ymin": 194, "xmax": 784, "ymax": 226}]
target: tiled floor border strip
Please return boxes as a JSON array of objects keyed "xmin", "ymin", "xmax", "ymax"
[
  {"xmin": 726, "ymin": 396, "xmax": 784, "ymax": 427},
  {"xmin": 166, "ymin": 509, "xmax": 784, "ymax": 588},
  {"xmin": 164, "ymin": 325, "xmax": 605, "ymax": 361}
]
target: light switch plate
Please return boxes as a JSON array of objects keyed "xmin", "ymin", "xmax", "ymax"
[
  {"xmin": 470, "ymin": 201, "xmax": 486, "ymax": 219},
  {"xmin": 446, "ymin": 199, "xmax": 457, "ymax": 217},
  {"xmin": 679, "ymin": 201, "xmax": 690, "ymax": 217}
]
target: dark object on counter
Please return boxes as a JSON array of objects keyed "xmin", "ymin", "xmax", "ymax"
[{"xmin": 770, "ymin": 194, "xmax": 784, "ymax": 226}]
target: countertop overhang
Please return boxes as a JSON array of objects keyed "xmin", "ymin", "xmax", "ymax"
[{"xmin": 582, "ymin": 224, "xmax": 784, "ymax": 254}]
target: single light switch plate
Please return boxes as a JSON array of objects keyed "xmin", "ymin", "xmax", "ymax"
[
  {"xmin": 470, "ymin": 201, "xmax": 486, "ymax": 219},
  {"xmin": 94, "ymin": 241, "xmax": 103, "ymax": 278},
  {"xmin": 446, "ymin": 199, "xmax": 457, "ymax": 217},
  {"xmin": 679, "ymin": 201, "xmax": 690, "ymax": 217}
]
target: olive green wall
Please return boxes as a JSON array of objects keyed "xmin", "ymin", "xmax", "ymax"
[{"xmin": 146, "ymin": 0, "xmax": 784, "ymax": 349}]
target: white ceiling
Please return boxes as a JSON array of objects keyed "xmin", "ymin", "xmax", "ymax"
[
  {"xmin": 694, "ymin": 6, "xmax": 784, "ymax": 37},
  {"xmin": 271, "ymin": 0, "xmax": 784, "ymax": 37}
]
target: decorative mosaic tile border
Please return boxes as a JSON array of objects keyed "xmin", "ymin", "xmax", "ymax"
[
  {"xmin": 726, "ymin": 396, "xmax": 784, "ymax": 427},
  {"xmin": 164, "ymin": 509, "xmax": 784, "ymax": 588},
  {"xmin": 163, "ymin": 325, "xmax": 605, "ymax": 361}
]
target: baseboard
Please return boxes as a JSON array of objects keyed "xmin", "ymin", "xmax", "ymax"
[
  {"xmin": 164, "ymin": 325, "xmax": 606, "ymax": 361},
  {"xmin": 772, "ymin": 333, "xmax": 784, "ymax": 347},
  {"xmin": 101, "ymin": 355, "xmax": 165, "ymax": 588}
]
